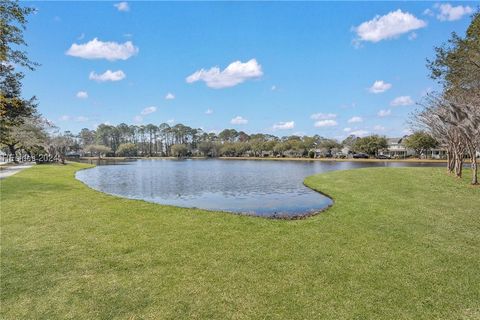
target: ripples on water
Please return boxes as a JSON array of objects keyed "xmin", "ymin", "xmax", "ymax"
[{"xmin": 76, "ymin": 159, "xmax": 443, "ymax": 218}]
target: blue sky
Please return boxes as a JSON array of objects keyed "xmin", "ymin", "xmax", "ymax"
[{"xmin": 23, "ymin": 1, "xmax": 477, "ymax": 138}]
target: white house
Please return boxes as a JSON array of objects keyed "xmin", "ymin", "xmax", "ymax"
[
  {"xmin": 382, "ymin": 137, "xmax": 415, "ymax": 158},
  {"xmin": 382, "ymin": 137, "xmax": 448, "ymax": 159}
]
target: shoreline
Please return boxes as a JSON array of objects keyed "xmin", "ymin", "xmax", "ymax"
[
  {"xmin": 218, "ymin": 157, "xmax": 448, "ymax": 163},
  {"xmin": 77, "ymin": 156, "xmax": 449, "ymax": 163},
  {"xmin": 74, "ymin": 162, "xmax": 333, "ymax": 220}
]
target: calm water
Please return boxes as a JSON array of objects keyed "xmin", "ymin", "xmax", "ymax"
[{"xmin": 76, "ymin": 159, "xmax": 444, "ymax": 218}]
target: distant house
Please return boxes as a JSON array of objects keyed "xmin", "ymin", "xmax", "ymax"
[
  {"xmin": 313, "ymin": 148, "xmax": 329, "ymax": 158},
  {"xmin": 283, "ymin": 149, "xmax": 301, "ymax": 158},
  {"xmin": 382, "ymin": 137, "xmax": 448, "ymax": 159},
  {"xmin": 382, "ymin": 137, "xmax": 415, "ymax": 158},
  {"xmin": 429, "ymin": 146, "xmax": 448, "ymax": 159},
  {"xmin": 65, "ymin": 151, "xmax": 81, "ymax": 159},
  {"xmin": 341, "ymin": 146, "xmax": 351, "ymax": 156},
  {"xmin": 0, "ymin": 150, "xmax": 7, "ymax": 163}
]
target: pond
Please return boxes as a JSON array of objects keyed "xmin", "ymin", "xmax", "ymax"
[{"xmin": 76, "ymin": 159, "xmax": 444, "ymax": 218}]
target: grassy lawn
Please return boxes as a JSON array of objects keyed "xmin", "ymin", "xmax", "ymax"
[{"xmin": 1, "ymin": 163, "xmax": 479, "ymax": 319}]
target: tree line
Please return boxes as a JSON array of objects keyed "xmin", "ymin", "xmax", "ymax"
[
  {"xmin": 48, "ymin": 124, "xmax": 444, "ymax": 161},
  {"xmin": 67, "ymin": 123, "xmax": 396, "ymax": 159},
  {"xmin": 414, "ymin": 11, "xmax": 479, "ymax": 185}
]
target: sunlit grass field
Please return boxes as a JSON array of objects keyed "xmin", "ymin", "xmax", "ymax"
[{"xmin": 1, "ymin": 163, "xmax": 479, "ymax": 319}]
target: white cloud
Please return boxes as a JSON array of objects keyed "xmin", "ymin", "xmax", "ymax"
[
  {"xmin": 314, "ymin": 120, "xmax": 338, "ymax": 128},
  {"xmin": 230, "ymin": 116, "xmax": 248, "ymax": 125},
  {"xmin": 435, "ymin": 3, "xmax": 473, "ymax": 21},
  {"xmin": 273, "ymin": 121, "xmax": 295, "ymax": 130},
  {"xmin": 166, "ymin": 119, "xmax": 175, "ymax": 125},
  {"xmin": 293, "ymin": 131, "xmax": 306, "ymax": 136},
  {"xmin": 66, "ymin": 38, "xmax": 138, "ymax": 61},
  {"xmin": 339, "ymin": 102, "xmax": 357, "ymax": 109},
  {"xmin": 373, "ymin": 125, "xmax": 386, "ymax": 131},
  {"xmin": 205, "ymin": 108, "xmax": 213, "ymax": 115},
  {"xmin": 391, "ymin": 96, "xmax": 414, "ymax": 106},
  {"xmin": 134, "ymin": 106, "xmax": 157, "ymax": 122},
  {"xmin": 114, "ymin": 1, "xmax": 129, "ymax": 12},
  {"xmin": 351, "ymin": 130, "xmax": 369, "ymax": 137},
  {"xmin": 76, "ymin": 116, "xmax": 89, "ymax": 122},
  {"xmin": 89, "ymin": 70, "xmax": 126, "ymax": 82},
  {"xmin": 348, "ymin": 116, "xmax": 363, "ymax": 123},
  {"xmin": 343, "ymin": 127, "xmax": 352, "ymax": 132},
  {"xmin": 377, "ymin": 109, "xmax": 392, "ymax": 117},
  {"xmin": 165, "ymin": 93, "xmax": 175, "ymax": 100},
  {"xmin": 354, "ymin": 10, "xmax": 426, "ymax": 43},
  {"xmin": 186, "ymin": 59, "xmax": 263, "ymax": 89},
  {"xmin": 310, "ymin": 113, "xmax": 337, "ymax": 120},
  {"xmin": 369, "ymin": 80, "xmax": 392, "ymax": 94},
  {"xmin": 76, "ymin": 91, "xmax": 88, "ymax": 99},
  {"xmin": 423, "ymin": 8, "xmax": 434, "ymax": 16},
  {"xmin": 141, "ymin": 106, "xmax": 157, "ymax": 116},
  {"xmin": 59, "ymin": 115, "xmax": 88, "ymax": 122}
]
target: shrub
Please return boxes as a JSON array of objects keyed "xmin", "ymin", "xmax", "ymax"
[
  {"xmin": 117, "ymin": 143, "xmax": 138, "ymax": 157},
  {"xmin": 171, "ymin": 144, "xmax": 189, "ymax": 158}
]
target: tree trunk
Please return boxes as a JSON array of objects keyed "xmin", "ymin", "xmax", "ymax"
[
  {"xmin": 454, "ymin": 152, "xmax": 463, "ymax": 178},
  {"xmin": 8, "ymin": 144, "xmax": 18, "ymax": 163},
  {"xmin": 447, "ymin": 150, "xmax": 454, "ymax": 173},
  {"xmin": 471, "ymin": 156, "xmax": 478, "ymax": 185},
  {"xmin": 467, "ymin": 145, "xmax": 478, "ymax": 185}
]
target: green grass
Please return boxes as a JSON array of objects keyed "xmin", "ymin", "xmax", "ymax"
[{"xmin": 1, "ymin": 163, "xmax": 479, "ymax": 319}]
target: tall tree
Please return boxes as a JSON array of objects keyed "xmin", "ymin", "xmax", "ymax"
[
  {"xmin": 79, "ymin": 128, "xmax": 95, "ymax": 147},
  {"xmin": 427, "ymin": 12, "xmax": 480, "ymax": 93},
  {"xmin": 1, "ymin": 0, "xmax": 38, "ymax": 161},
  {"xmin": 353, "ymin": 135, "xmax": 388, "ymax": 156},
  {"xmin": 421, "ymin": 11, "xmax": 480, "ymax": 183},
  {"xmin": 145, "ymin": 124, "xmax": 158, "ymax": 156}
]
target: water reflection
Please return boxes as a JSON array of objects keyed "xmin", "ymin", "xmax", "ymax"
[
  {"xmin": 74, "ymin": 158, "xmax": 135, "ymax": 166},
  {"xmin": 76, "ymin": 159, "xmax": 444, "ymax": 218}
]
